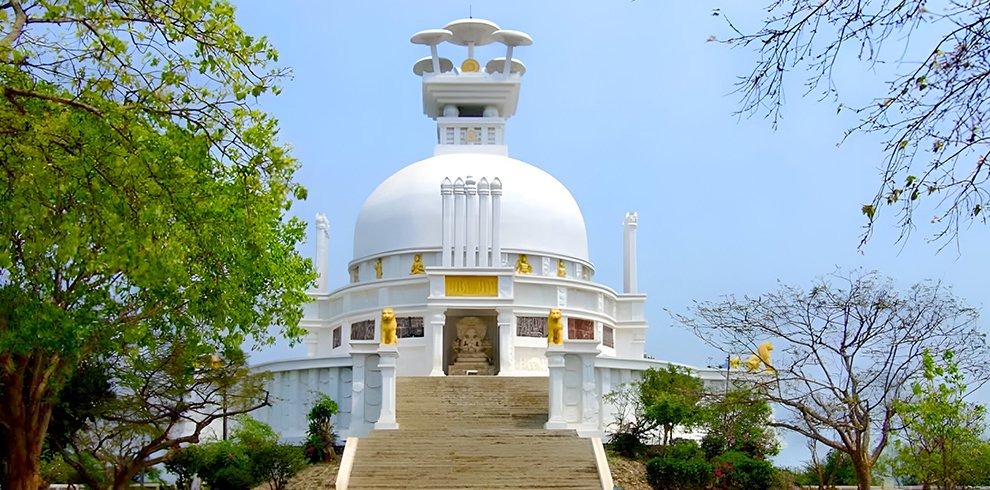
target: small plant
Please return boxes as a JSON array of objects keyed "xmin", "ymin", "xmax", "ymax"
[
  {"xmin": 303, "ymin": 394, "xmax": 338, "ymax": 463},
  {"xmin": 251, "ymin": 444, "xmax": 306, "ymax": 490}
]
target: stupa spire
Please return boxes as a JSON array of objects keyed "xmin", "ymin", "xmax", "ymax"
[{"xmin": 410, "ymin": 19, "xmax": 532, "ymax": 156}]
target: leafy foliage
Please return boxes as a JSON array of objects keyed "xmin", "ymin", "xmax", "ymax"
[
  {"xmin": 639, "ymin": 366, "xmax": 704, "ymax": 447},
  {"xmin": 715, "ymin": 1, "xmax": 990, "ymax": 246},
  {"xmin": 249, "ymin": 444, "xmax": 305, "ymax": 490},
  {"xmin": 303, "ymin": 395, "xmax": 338, "ymax": 463},
  {"xmin": 675, "ymin": 269, "xmax": 988, "ymax": 490},
  {"xmin": 0, "ymin": 0, "xmax": 314, "ymax": 488},
  {"xmin": 700, "ymin": 389, "xmax": 779, "ymax": 460},
  {"xmin": 890, "ymin": 349, "xmax": 988, "ymax": 489},
  {"xmin": 646, "ymin": 455, "xmax": 713, "ymax": 490},
  {"xmin": 711, "ymin": 450, "xmax": 776, "ymax": 490}
]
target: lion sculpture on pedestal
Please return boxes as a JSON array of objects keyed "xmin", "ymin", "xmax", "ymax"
[
  {"xmin": 381, "ymin": 307, "xmax": 397, "ymax": 345},
  {"xmin": 547, "ymin": 308, "xmax": 564, "ymax": 345}
]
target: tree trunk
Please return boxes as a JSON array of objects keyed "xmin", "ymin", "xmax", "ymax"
[
  {"xmin": 0, "ymin": 356, "xmax": 56, "ymax": 490},
  {"xmin": 852, "ymin": 450, "xmax": 872, "ymax": 490}
]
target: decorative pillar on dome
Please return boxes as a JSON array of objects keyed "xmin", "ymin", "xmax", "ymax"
[
  {"xmin": 478, "ymin": 178, "xmax": 491, "ymax": 266},
  {"xmin": 453, "ymin": 178, "xmax": 465, "ymax": 267},
  {"xmin": 465, "ymin": 176, "xmax": 478, "ymax": 267},
  {"xmin": 441, "ymin": 178, "xmax": 453, "ymax": 267},
  {"xmin": 491, "ymin": 178, "xmax": 502, "ymax": 266}
]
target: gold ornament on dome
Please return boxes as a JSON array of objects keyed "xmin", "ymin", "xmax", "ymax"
[
  {"xmin": 374, "ymin": 258, "xmax": 383, "ymax": 279},
  {"xmin": 461, "ymin": 58, "xmax": 480, "ymax": 72},
  {"xmin": 557, "ymin": 259, "xmax": 567, "ymax": 278},
  {"xmin": 515, "ymin": 254, "xmax": 532, "ymax": 274},
  {"xmin": 464, "ymin": 128, "xmax": 479, "ymax": 143},
  {"xmin": 410, "ymin": 254, "xmax": 426, "ymax": 275}
]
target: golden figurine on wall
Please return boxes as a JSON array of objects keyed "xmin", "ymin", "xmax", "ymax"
[
  {"xmin": 557, "ymin": 259, "xmax": 566, "ymax": 277},
  {"xmin": 374, "ymin": 258, "xmax": 383, "ymax": 279},
  {"xmin": 515, "ymin": 254, "xmax": 533, "ymax": 274},
  {"xmin": 410, "ymin": 254, "xmax": 425, "ymax": 274}
]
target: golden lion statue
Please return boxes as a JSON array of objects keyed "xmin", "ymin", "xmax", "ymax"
[
  {"xmin": 744, "ymin": 341, "xmax": 775, "ymax": 373},
  {"xmin": 381, "ymin": 307, "xmax": 397, "ymax": 345},
  {"xmin": 547, "ymin": 308, "xmax": 564, "ymax": 345}
]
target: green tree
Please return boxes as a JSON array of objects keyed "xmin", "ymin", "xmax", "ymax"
[
  {"xmin": 714, "ymin": 2, "xmax": 990, "ymax": 246},
  {"xmin": 675, "ymin": 270, "xmax": 988, "ymax": 490},
  {"xmin": 891, "ymin": 349, "xmax": 987, "ymax": 490},
  {"xmin": 0, "ymin": 2, "xmax": 313, "ymax": 489},
  {"xmin": 701, "ymin": 389, "xmax": 779, "ymax": 461},
  {"xmin": 640, "ymin": 366, "xmax": 704, "ymax": 447}
]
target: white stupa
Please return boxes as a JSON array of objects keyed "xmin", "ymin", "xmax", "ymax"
[{"xmin": 254, "ymin": 18, "xmax": 720, "ymax": 442}]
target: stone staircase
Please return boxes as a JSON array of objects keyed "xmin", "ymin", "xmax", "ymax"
[{"xmin": 345, "ymin": 376, "xmax": 603, "ymax": 489}]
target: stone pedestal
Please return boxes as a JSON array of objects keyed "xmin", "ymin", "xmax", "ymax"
[
  {"xmin": 545, "ymin": 344, "xmax": 567, "ymax": 429},
  {"xmin": 374, "ymin": 344, "xmax": 399, "ymax": 430}
]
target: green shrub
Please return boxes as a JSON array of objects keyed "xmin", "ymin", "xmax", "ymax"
[
  {"xmin": 666, "ymin": 439, "xmax": 704, "ymax": 461},
  {"xmin": 646, "ymin": 456, "xmax": 713, "ymax": 490},
  {"xmin": 232, "ymin": 415, "xmax": 278, "ymax": 451},
  {"xmin": 250, "ymin": 444, "xmax": 306, "ymax": 490},
  {"xmin": 165, "ymin": 446, "xmax": 205, "ymax": 490},
  {"xmin": 608, "ymin": 431, "xmax": 646, "ymax": 458},
  {"xmin": 303, "ymin": 394, "xmax": 338, "ymax": 463},
  {"xmin": 712, "ymin": 450, "xmax": 777, "ymax": 490},
  {"xmin": 197, "ymin": 440, "xmax": 254, "ymax": 490}
]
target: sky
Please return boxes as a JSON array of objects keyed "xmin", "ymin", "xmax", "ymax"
[{"xmin": 229, "ymin": 1, "xmax": 988, "ymax": 468}]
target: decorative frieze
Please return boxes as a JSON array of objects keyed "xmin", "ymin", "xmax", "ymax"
[
  {"xmin": 567, "ymin": 318, "xmax": 595, "ymax": 340},
  {"xmin": 350, "ymin": 319, "xmax": 375, "ymax": 341},
  {"xmin": 516, "ymin": 316, "xmax": 548, "ymax": 337}
]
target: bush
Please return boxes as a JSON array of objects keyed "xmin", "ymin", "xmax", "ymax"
[
  {"xmin": 197, "ymin": 440, "xmax": 254, "ymax": 490},
  {"xmin": 165, "ymin": 446, "xmax": 204, "ymax": 490},
  {"xmin": 303, "ymin": 395, "xmax": 338, "ymax": 463},
  {"xmin": 251, "ymin": 444, "xmax": 306, "ymax": 490},
  {"xmin": 646, "ymin": 456, "xmax": 713, "ymax": 490},
  {"xmin": 712, "ymin": 451, "xmax": 777, "ymax": 490},
  {"xmin": 608, "ymin": 431, "xmax": 646, "ymax": 458},
  {"xmin": 666, "ymin": 439, "xmax": 704, "ymax": 461}
]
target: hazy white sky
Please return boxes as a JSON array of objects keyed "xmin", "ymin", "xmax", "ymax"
[{"xmin": 231, "ymin": 1, "xmax": 988, "ymax": 467}]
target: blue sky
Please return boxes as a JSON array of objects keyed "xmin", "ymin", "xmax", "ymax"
[{"xmin": 231, "ymin": 1, "xmax": 988, "ymax": 467}]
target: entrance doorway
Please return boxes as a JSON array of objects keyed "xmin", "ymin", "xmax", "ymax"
[{"xmin": 442, "ymin": 309, "xmax": 499, "ymax": 375}]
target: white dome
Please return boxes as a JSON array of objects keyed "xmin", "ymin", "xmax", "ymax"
[{"xmin": 353, "ymin": 153, "xmax": 589, "ymax": 263}]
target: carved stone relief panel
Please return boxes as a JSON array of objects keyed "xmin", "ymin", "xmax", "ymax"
[
  {"xmin": 350, "ymin": 319, "xmax": 375, "ymax": 341},
  {"xmin": 396, "ymin": 317, "xmax": 424, "ymax": 338},
  {"xmin": 567, "ymin": 318, "xmax": 595, "ymax": 340},
  {"xmin": 332, "ymin": 326, "xmax": 342, "ymax": 349},
  {"xmin": 516, "ymin": 316, "xmax": 548, "ymax": 338}
]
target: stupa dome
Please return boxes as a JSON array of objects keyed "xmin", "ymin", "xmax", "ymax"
[{"xmin": 352, "ymin": 152, "xmax": 589, "ymax": 264}]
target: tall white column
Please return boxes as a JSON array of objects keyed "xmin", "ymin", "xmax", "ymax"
[
  {"xmin": 453, "ymin": 178, "xmax": 465, "ymax": 267},
  {"xmin": 375, "ymin": 344, "xmax": 399, "ymax": 430},
  {"xmin": 478, "ymin": 178, "xmax": 491, "ymax": 267},
  {"xmin": 315, "ymin": 213, "xmax": 330, "ymax": 292},
  {"xmin": 465, "ymin": 176, "xmax": 478, "ymax": 267},
  {"xmin": 491, "ymin": 177, "xmax": 502, "ymax": 266},
  {"xmin": 496, "ymin": 310, "xmax": 513, "ymax": 375},
  {"xmin": 349, "ymin": 353, "xmax": 367, "ymax": 436},
  {"xmin": 428, "ymin": 309, "xmax": 445, "ymax": 376},
  {"xmin": 623, "ymin": 211, "xmax": 638, "ymax": 294},
  {"xmin": 441, "ymin": 178, "xmax": 453, "ymax": 267}
]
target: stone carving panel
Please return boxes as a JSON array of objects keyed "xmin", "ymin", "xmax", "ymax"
[
  {"xmin": 568, "ymin": 318, "xmax": 595, "ymax": 340},
  {"xmin": 396, "ymin": 317, "xmax": 424, "ymax": 338},
  {"xmin": 332, "ymin": 326, "xmax": 342, "ymax": 348},
  {"xmin": 516, "ymin": 316, "xmax": 548, "ymax": 337},
  {"xmin": 350, "ymin": 319, "xmax": 375, "ymax": 341},
  {"xmin": 603, "ymin": 326, "xmax": 614, "ymax": 348}
]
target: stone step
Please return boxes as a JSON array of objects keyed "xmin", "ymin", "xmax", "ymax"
[{"xmin": 346, "ymin": 376, "xmax": 601, "ymax": 489}]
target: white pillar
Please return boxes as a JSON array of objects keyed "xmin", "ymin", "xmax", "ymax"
[
  {"xmin": 491, "ymin": 177, "xmax": 502, "ymax": 266},
  {"xmin": 465, "ymin": 176, "xmax": 478, "ymax": 267},
  {"xmin": 545, "ymin": 345, "xmax": 567, "ymax": 430},
  {"xmin": 496, "ymin": 310, "xmax": 513, "ymax": 375},
  {"xmin": 478, "ymin": 178, "xmax": 490, "ymax": 267},
  {"xmin": 315, "ymin": 213, "xmax": 330, "ymax": 292},
  {"xmin": 428, "ymin": 309, "xmax": 445, "ymax": 376},
  {"xmin": 349, "ymin": 353, "xmax": 367, "ymax": 436},
  {"xmin": 375, "ymin": 344, "xmax": 399, "ymax": 430},
  {"xmin": 623, "ymin": 212, "xmax": 638, "ymax": 294},
  {"xmin": 441, "ymin": 178, "xmax": 453, "ymax": 267},
  {"xmin": 453, "ymin": 178, "xmax": 465, "ymax": 267}
]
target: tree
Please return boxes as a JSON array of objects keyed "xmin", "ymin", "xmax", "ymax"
[
  {"xmin": 715, "ymin": 2, "xmax": 990, "ymax": 246},
  {"xmin": 700, "ymin": 389, "xmax": 779, "ymax": 461},
  {"xmin": 640, "ymin": 366, "xmax": 704, "ymax": 447},
  {"xmin": 303, "ymin": 394, "xmax": 338, "ymax": 463},
  {"xmin": 0, "ymin": 2, "xmax": 314, "ymax": 489},
  {"xmin": 890, "ymin": 349, "xmax": 987, "ymax": 490},
  {"xmin": 674, "ymin": 270, "xmax": 988, "ymax": 490},
  {"xmin": 56, "ymin": 348, "xmax": 271, "ymax": 490}
]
